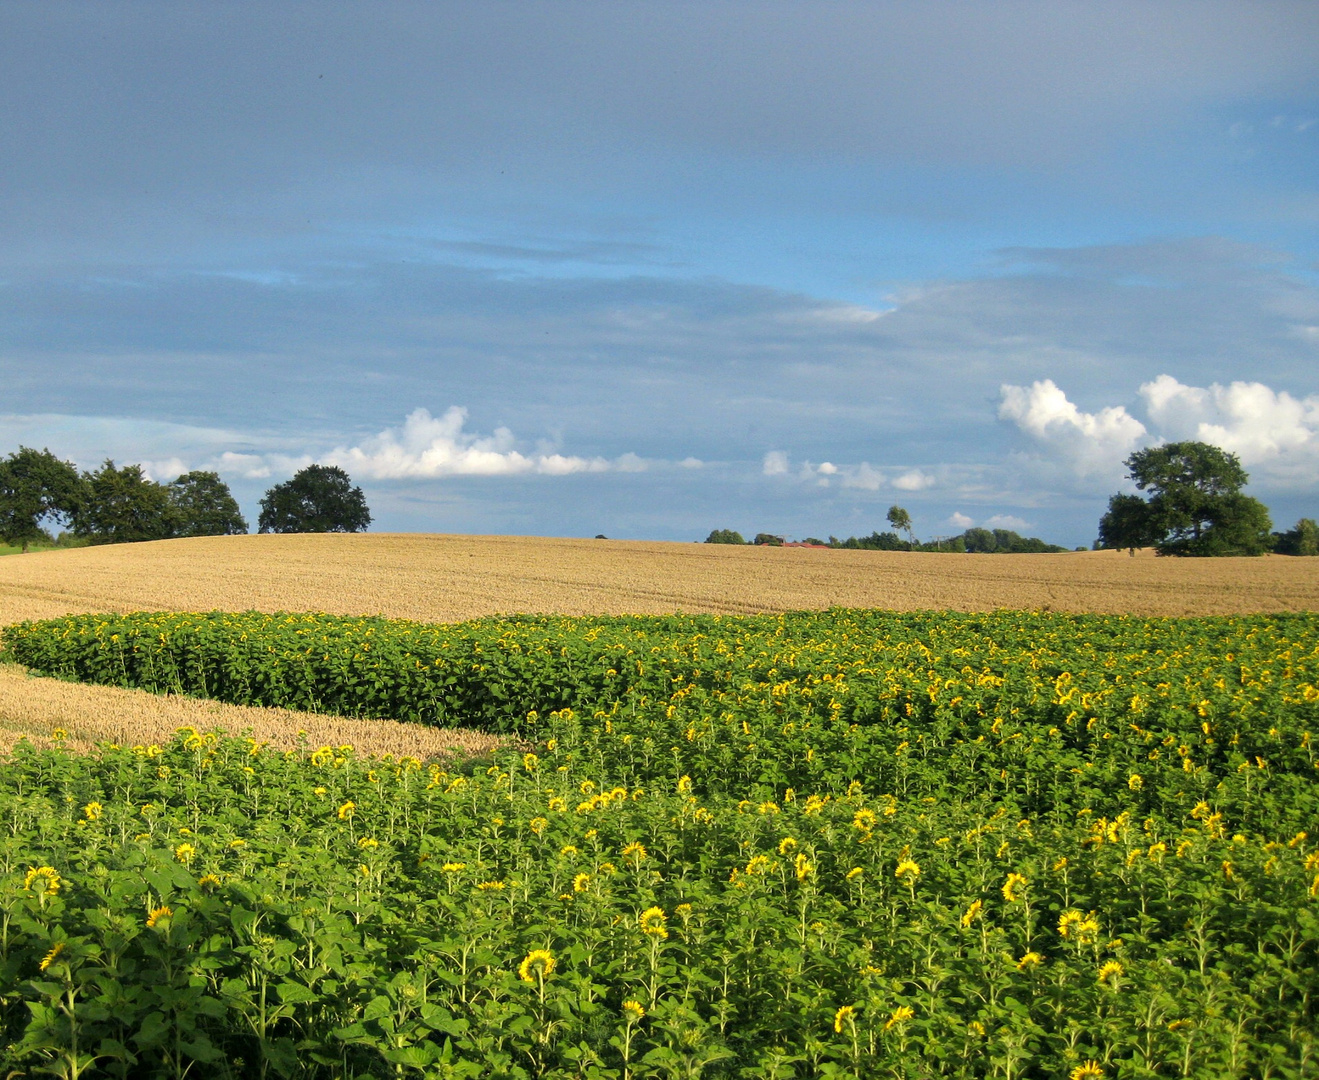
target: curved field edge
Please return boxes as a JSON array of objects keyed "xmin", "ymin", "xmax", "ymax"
[
  {"xmin": 3, "ymin": 607, "xmax": 1318, "ymax": 798},
  {"xmin": 0, "ymin": 661, "xmax": 501, "ymax": 760}
]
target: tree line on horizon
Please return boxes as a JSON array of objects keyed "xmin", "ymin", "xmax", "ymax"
[
  {"xmin": 706, "ymin": 504, "xmax": 1074, "ymax": 553},
  {"xmin": 0, "ymin": 448, "xmax": 371, "ymax": 552},
  {"xmin": 708, "ymin": 442, "xmax": 1316, "ymax": 558}
]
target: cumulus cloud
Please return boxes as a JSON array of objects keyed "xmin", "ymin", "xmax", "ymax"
[
  {"xmin": 1000, "ymin": 374, "xmax": 1319, "ymax": 491},
  {"xmin": 892, "ymin": 469, "xmax": 936, "ymax": 491},
  {"xmin": 1139, "ymin": 374, "xmax": 1319, "ymax": 467},
  {"xmin": 762, "ymin": 451, "xmax": 790, "ymax": 476},
  {"xmin": 984, "ymin": 514, "xmax": 1030, "ymax": 530},
  {"xmin": 841, "ymin": 463, "xmax": 885, "ymax": 491},
  {"xmin": 998, "ymin": 379, "xmax": 1147, "ymax": 478},
  {"xmin": 947, "ymin": 511, "xmax": 975, "ymax": 528},
  {"xmin": 323, "ymin": 407, "xmax": 620, "ymax": 479}
]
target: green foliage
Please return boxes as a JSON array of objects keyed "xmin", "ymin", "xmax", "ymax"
[
  {"xmin": 1097, "ymin": 492, "xmax": 1162, "ymax": 553},
  {"xmin": 1, "ymin": 609, "xmax": 1318, "ymax": 1076},
  {"xmin": 956, "ymin": 528, "xmax": 1067, "ymax": 554},
  {"xmin": 703, "ymin": 529, "xmax": 746, "ymax": 545},
  {"xmin": 258, "ymin": 466, "xmax": 371, "ymax": 534},
  {"xmin": 885, "ymin": 505, "xmax": 915, "ymax": 544},
  {"xmin": 751, "ymin": 533, "xmax": 783, "ymax": 546},
  {"xmin": 1101, "ymin": 441, "xmax": 1273, "ymax": 556},
  {"xmin": 0, "ymin": 447, "xmax": 84, "ymax": 552},
  {"xmin": 168, "ymin": 471, "xmax": 248, "ymax": 537},
  {"xmin": 1274, "ymin": 518, "xmax": 1319, "ymax": 556},
  {"xmin": 833, "ymin": 531, "xmax": 908, "ymax": 551},
  {"xmin": 72, "ymin": 461, "xmax": 173, "ymax": 545}
]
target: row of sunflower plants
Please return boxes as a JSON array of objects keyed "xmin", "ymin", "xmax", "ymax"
[{"xmin": 0, "ymin": 609, "xmax": 1315, "ymax": 1076}]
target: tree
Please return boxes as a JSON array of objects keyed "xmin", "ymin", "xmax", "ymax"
[
  {"xmin": 258, "ymin": 465, "xmax": 371, "ymax": 534},
  {"xmin": 73, "ymin": 460, "xmax": 173, "ymax": 544},
  {"xmin": 0, "ymin": 447, "xmax": 84, "ymax": 552},
  {"xmin": 1096, "ymin": 493, "xmax": 1162, "ymax": 555},
  {"xmin": 168, "ymin": 471, "xmax": 248, "ymax": 537},
  {"xmin": 886, "ymin": 505, "xmax": 916, "ymax": 545},
  {"xmin": 704, "ymin": 529, "xmax": 746, "ymax": 544},
  {"xmin": 1098, "ymin": 441, "xmax": 1272, "ymax": 557},
  {"xmin": 751, "ymin": 533, "xmax": 784, "ymax": 546},
  {"xmin": 1274, "ymin": 518, "xmax": 1319, "ymax": 556}
]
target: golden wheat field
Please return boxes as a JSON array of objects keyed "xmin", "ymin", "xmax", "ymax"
[
  {"xmin": 1, "ymin": 532, "xmax": 1315, "ymax": 754},
  {"xmin": 0, "ymin": 662, "xmax": 500, "ymax": 759},
  {"xmin": 1, "ymin": 531, "xmax": 1317, "ymax": 626}
]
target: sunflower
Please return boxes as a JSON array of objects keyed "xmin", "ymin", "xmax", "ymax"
[
  {"xmin": 1001, "ymin": 873, "xmax": 1027, "ymax": 902},
  {"xmin": 517, "ymin": 949, "xmax": 555, "ymax": 982},
  {"xmin": 1069, "ymin": 1062, "xmax": 1105, "ymax": 1080},
  {"xmin": 884, "ymin": 1006, "xmax": 914, "ymax": 1031},
  {"xmin": 39, "ymin": 942, "xmax": 65, "ymax": 971},
  {"xmin": 960, "ymin": 900, "xmax": 983, "ymax": 928},
  {"xmin": 1015, "ymin": 951, "xmax": 1043, "ymax": 972},
  {"xmin": 146, "ymin": 905, "xmax": 173, "ymax": 928},
  {"xmin": 573, "ymin": 872, "xmax": 591, "ymax": 892},
  {"xmin": 833, "ymin": 1004, "xmax": 856, "ymax": 1033},
  {"xmin": 639, "ymin": 906, "xmax": 668, "ymax": 939},
  {"xmin": 894, "ymin": 859, "xmax": 921, "ymax": 882},
  {"xmin": 622, "ymin": 1000, "xmax": 646, "ymax": 1022},
  {"xmin": 23, "ymin": 866, "xmax": 61, "ymax": 896}
]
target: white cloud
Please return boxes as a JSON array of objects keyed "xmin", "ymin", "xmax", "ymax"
[
  {"xmin": 760, "ymin": 457, "xmax": 935, "ymax": 493},
  {"xmin": 984, "ymin": 514, "xmax": 1030, "ymax": 530},
  {"xmin": 324, "ymin": 407, "xmax": 617, "ymax": 479},
  {"xmin": 679, "ymin": 457, "xmax": 704, "ymax": 469},
  {"xmin": 999, "ymin": 379, "xmax": 1147, "ymax": 478},
  {"xmin": 1139, "ymin": 374, "xmax": 1319, "ymax": 466},
  {"xmin": 842, "ymin": 463, "xmax": 885, "ymax": 491},
  {"xmin": 892, "ymin": 469, "xmax": 935, "ymax": 491},
  {"xmin": 138, "ymin": 457, "xmax": 189, "ymax": 484},
  {"xmin": 1000, "ymin": 374, "xmax": 1319, "ymax": 491},
  {"xmin": 947, "ymin": 511, "xmax": 974, "ymax": 528}
]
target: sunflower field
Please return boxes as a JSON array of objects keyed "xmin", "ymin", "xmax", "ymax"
[{"xmin": 1, "ymin": 609, "xmax": 1317, "ymax": 1079}]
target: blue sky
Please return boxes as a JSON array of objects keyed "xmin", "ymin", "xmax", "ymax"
[{"xmin": 2, "ymin": 2, "xmax": 1317, "ymax": 546}]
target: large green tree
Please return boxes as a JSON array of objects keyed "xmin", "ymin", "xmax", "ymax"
[
  {"xmin": 74, "ymin": 461, "xmax": 174, "ymax": 545},
  {"xmin": 1096, "ymin": 493, "xmax": 1163, "ymax": 554},
  {"xmin": 73, "ymin": 461, "xmax": 174, "ymax": 544},
  {"xmin": 258, "ymin": 465, "xmax": 371, "ymax": 534},
  {"xmin": 0, "ymin": 447, "xmax": 84, "ymax": 552},
  {"xmin": 168, "ymin": 471, "xmax": 248, "ymax": 537},
  {"xmin": 1097, "ymin": 441, "xmax": 1272, "ymax": 556}
]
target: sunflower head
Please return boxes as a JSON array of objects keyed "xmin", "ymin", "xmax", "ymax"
[
  {"xmin": 517, "ymin": 949, "xmax": 555, "ymax": 982},
  {"xmin": 639, "ymin": 906, "xmax": 668, "ymax": 939}
]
